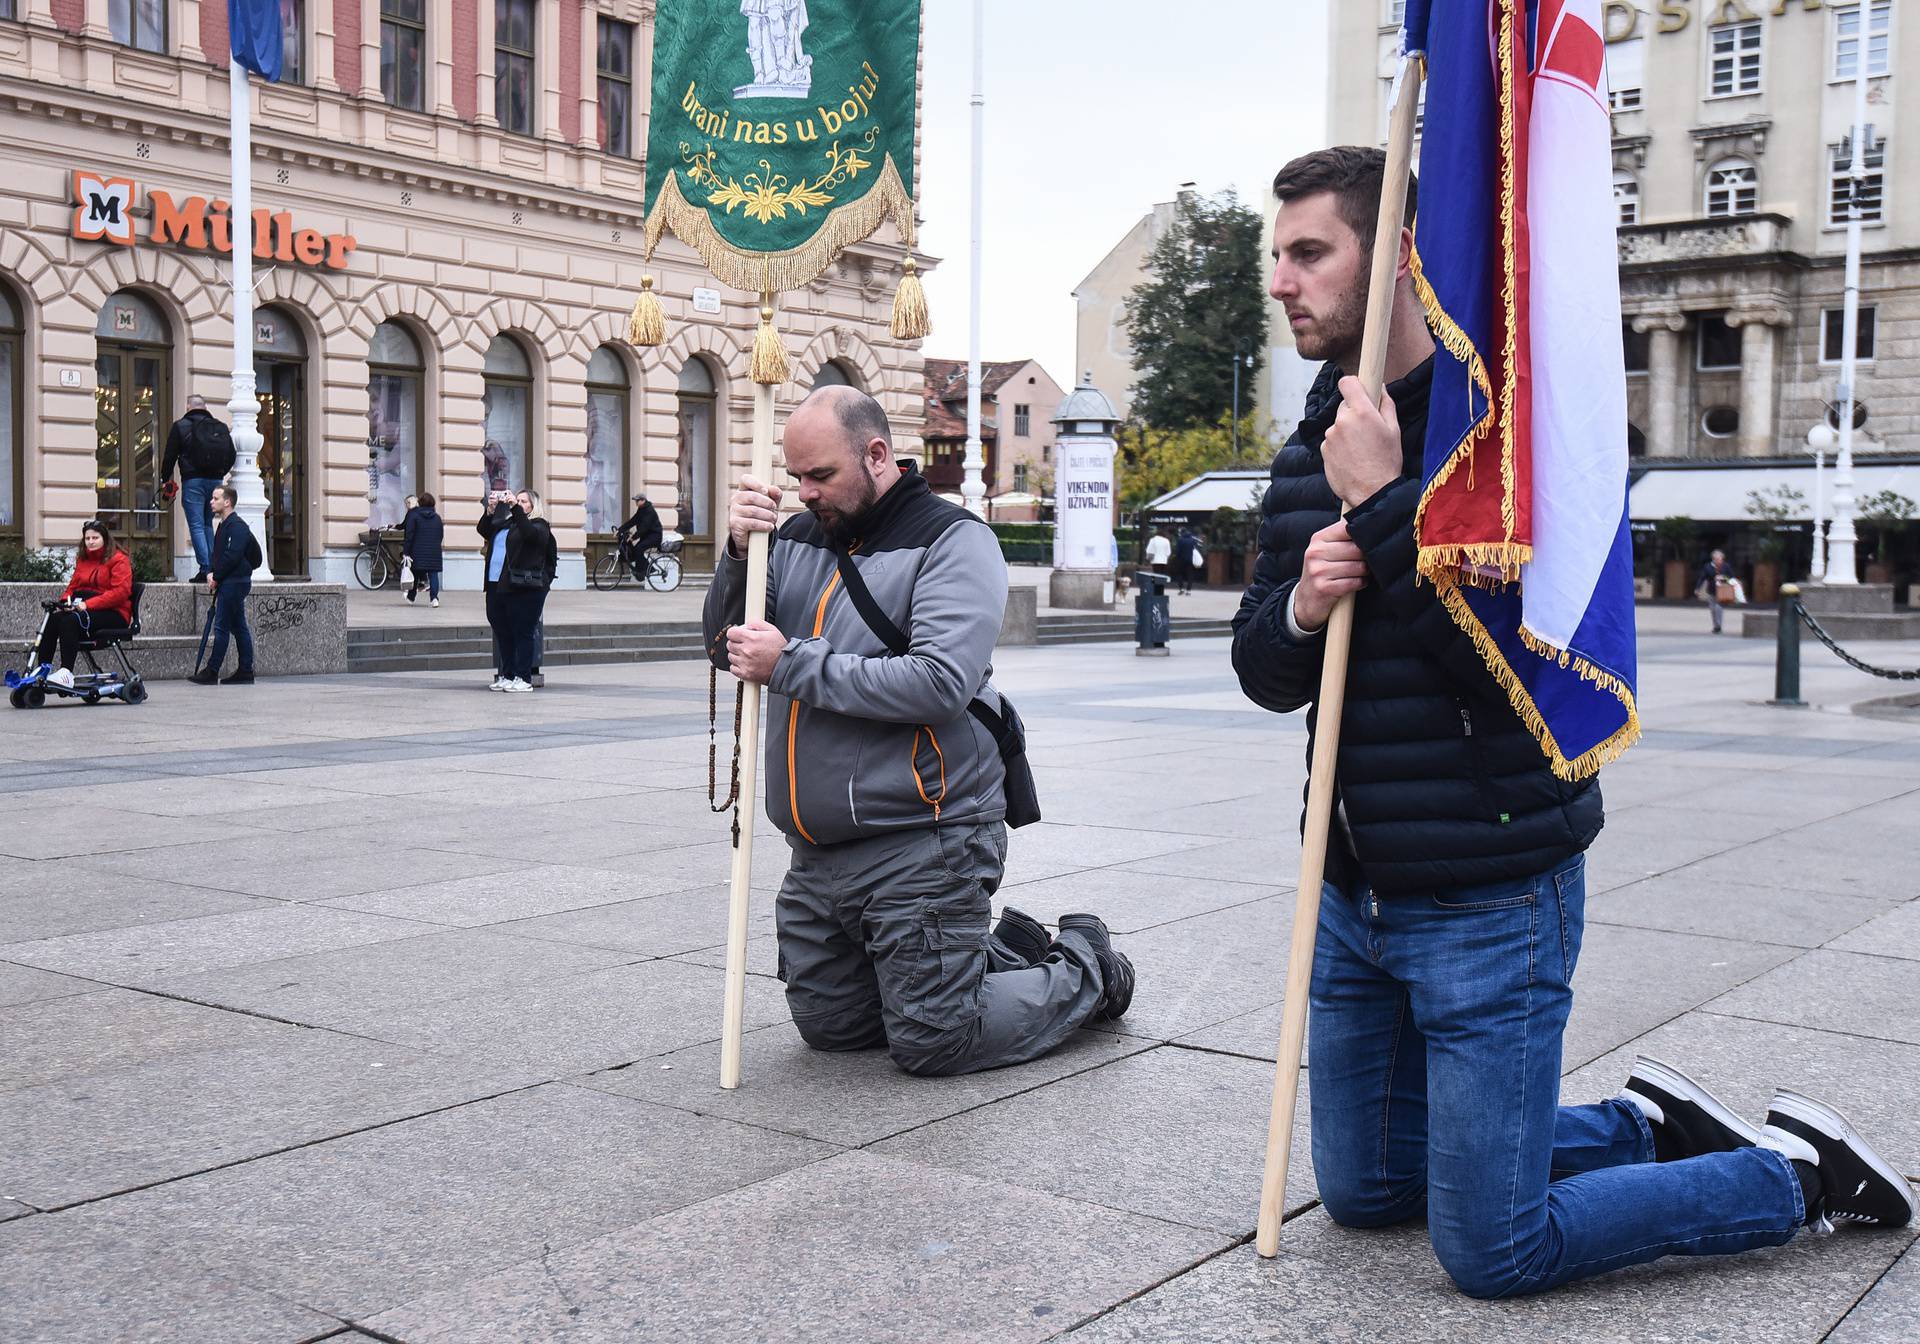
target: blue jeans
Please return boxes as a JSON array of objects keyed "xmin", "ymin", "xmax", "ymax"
[
  {"xmin": 1308, "ymin": 854, "xmax": 1802, "ymax": 1298},
  {"xmin": 206, "ymin": 580, "xmax": 254, "ymax": 674},
  {"xmin": 179, "ymin": 478, "xmax": 217, "ymax": 574}
]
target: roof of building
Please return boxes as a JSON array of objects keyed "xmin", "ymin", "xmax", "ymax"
[
  {"xmin": 921, "ymin": 357, "xmax": 1040, "ymax": 442},
  {"xmin": 1142, "ymin": 469, "xmax": 1270, "ymax": 516}
]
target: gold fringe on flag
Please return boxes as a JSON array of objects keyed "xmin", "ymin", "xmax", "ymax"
[
  {"xmin": 890, "ymin": 256, "xmax": 930, "ymax": 340},
  {"xmin": 628, "ymin": 275, "xmax": 667, "ymax": 347},
  {"xmin": 749, "ymin": 300, "xmax": 790, "ymax": 386}
]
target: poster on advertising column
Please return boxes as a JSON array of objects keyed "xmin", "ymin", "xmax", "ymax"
[{"xmin": 1056, "ymin": 438, "xmax": 1115, "ymax": 571}]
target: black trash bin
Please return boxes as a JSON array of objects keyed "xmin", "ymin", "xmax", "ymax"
[{"xmin": 1134, "ymin": 570, "xmax": 1171, "ymax": 657}]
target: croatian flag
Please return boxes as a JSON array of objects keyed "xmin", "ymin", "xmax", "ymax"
[
  {"xmin": 1402, "ymin": 0, "xmax": 1639, "ymax": 779},
  {"xmin": 230, "ymin": 0, "xmax": 284, "ymax": 81}
]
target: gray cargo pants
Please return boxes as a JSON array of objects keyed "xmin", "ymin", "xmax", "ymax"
[{"xmin": 777, "ymin": 821, "xmax": 1109, "ymax": 1077}]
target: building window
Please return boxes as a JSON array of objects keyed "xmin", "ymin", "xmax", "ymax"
[
  {"xmin": 0, "ymin": 284, "xmax": 19, "ymax": 540},
  {"xmin": 1833, "ymin": 1, "xmax": 1891, "ymax": 79},
  {"xmin": 108, "ymin": 0, "xmax": 166, "ymax": 52},
  {"xmin": 1622, "ymin": 322, "xmax": 1650, "ymax": 374},
  {"xmin": 367, "ymin": 321, "xmax": 424, "ymax": 530},
  {"xmin": 1822, "ymin": 307, "xmax": 1877, "ymax": 363},
  {"xmin": 584, "ymin": 345, "xmax": 628, "ymax": 535},
  {"xmin": 1704, "ymin": 157, "xmax": 1757, "ymax": 217},
  {"xmin": 496, "ymin": 0, "xmax": 536, "ymax": 135},
  {"xmin": 1709, "ymin": 21, "xmax": 1762, "ymax": 96},
  {"xmin": 0, "ymin": 0, "xmax": 14, "ymax": 18},
  {"xmin": 280, "ymin": 0, "xmax": 305, "ymax": 84},
  {"xmin": 597, "ymin": 18, "xmax": 634, "ymax": 157},
  {"xmin": 676, "ymin": 359, "xmax": 718, "ymax": 540},
  {"xmin": 1701, "ymin": 406, "xmax": 1740, "ymax": 439},
  {"xmin": 1614, "ymin": 170, "xmax": 1640, "ymax": 226},
  {"xmin": 1013, "ymin": 463, "xmax": 1029, "ymax": 492},
  {"xmin": 1828, "ymin": 135, "xmax": 1885, "ymax": 226},
  {"xmin": 1697, "ymin": 316, "xmax": 1741, "ymax": 371},
  {"xmin": 482, "ymin": 335, "xmax": 534, "ymax": 494},
  {"xmin": 1608, "ymin": 86, "xmax": 1642, "ymax": 112},
  {"xmin": 1013, "ymin": 403, "xmax": 1031, "ymax": 437},
  {"xmin": 380, "ymin": 0, "xmax": 425, "ymax": 111},
  {"xmin": 1384, "ymin": 0, "xmax": 1405, "ymax": 25}
]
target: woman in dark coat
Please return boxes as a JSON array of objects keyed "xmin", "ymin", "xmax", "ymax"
[
  {"xmin": 496, "ymin": 489, "xmax": 556, "ymax": 691},
  {"xmin": 403, "ymin": 491, "xmax": 445, "ymax": 605}
]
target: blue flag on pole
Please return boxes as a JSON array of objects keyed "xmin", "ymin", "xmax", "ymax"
[{"xmin": 230, "ymin": 0, "xmax": 284, "ymax": 81}]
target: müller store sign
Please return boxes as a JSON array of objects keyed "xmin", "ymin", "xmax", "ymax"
[{"xmin": 71, "ymin": 169, "xmax": 358, "ymax": 270}]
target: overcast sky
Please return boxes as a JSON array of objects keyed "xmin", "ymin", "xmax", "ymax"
[{"xmin": 914, "ymin": 0, "xmax": 1332, "ymax": 392}]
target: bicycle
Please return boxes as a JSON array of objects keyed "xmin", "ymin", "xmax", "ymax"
[
  {"xmin": 353, "ymin": 529, "xmax": 404, "ymax": 590},
  {"xmin": 592, "ymin": 538, "xmax": 683, "ymax": 592}
]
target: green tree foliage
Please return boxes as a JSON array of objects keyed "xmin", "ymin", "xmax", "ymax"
[
  {"xmin": 1123, "ymin": 189, "xmax": 1271, "ymax": 431},
  {"xmin": 1858, "ymin": 489, "xmax": 1917, "ymax": 564}
]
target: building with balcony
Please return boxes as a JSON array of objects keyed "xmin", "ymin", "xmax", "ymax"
[
  {"xmin": 0, "ymin": 0, "xmax": 927, "ymax": 584},
  {"xmin": 1327, "ymin": 0, "xmax": 1919, "ymax": 547},
  {"xmin": 919, "ymin": 356, "xmax": 1062, "ymax": 509}
]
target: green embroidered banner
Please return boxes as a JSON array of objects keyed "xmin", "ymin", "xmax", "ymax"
[{"xmin": 643, "ymin": 0, "xmax": 920, "ymax": 294}]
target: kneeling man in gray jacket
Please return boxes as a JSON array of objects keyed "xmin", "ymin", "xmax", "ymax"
[{"xmin": 704, "ymin": 385, "xmax": 1134, "ymax": 1076}]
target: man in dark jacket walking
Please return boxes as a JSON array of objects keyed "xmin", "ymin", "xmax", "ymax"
[
  {"xmin": 1236, "ymin": 146, "xmax": 1910, "ymax": 1301},
  {"xmin": 161, "ymin": 395, "xmax": 236, "ymax": 583},
  {"xmin": 189, "ymin": 484, "xmax": 256, "ymax": 684},
  {"xmin": 403, "ymin": 492, "xmax": 445, "ymax": 605},
  {"xmin": 706, "ymin": 385, "xmax": 1132, "ymax": 1077}
]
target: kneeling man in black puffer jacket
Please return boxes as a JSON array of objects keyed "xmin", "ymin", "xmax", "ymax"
[{"xmin": 1235, "ymin": 147, "xmax": 1912, "ymax": 1301}]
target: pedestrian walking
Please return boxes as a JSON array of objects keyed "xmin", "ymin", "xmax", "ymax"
[
  {"xmin": 1698, "ymin": 548, "xmax": 1736, "ymax": 634},
  {"xmin": 1173, "ymin": 526, "xmax": 1203, "ymax": 594},
  {"xmin": 1235, "ymin": 144, "xmax": 1910, "ymax": 1301},
  {"xmin": 160, "ymin": 394, "xmax": 236, "ymax": 583},
  {"xmin": 1142, "ymin": 527, "xmax": 1172, "ymax": 571},
  {"xmin": 188, "ymin": 484, "xmax": 258, "ymax": 685},
  {"xmin": 403, "ymin": 491, "xmax": 444, "ymax": 606},
  {"xmin": 479, "ymin": 489, "xmax": 517, "ymax": 690},
  {"xmin": 480, "ymin": 489, "xmax": 555, "ymax": 693},
  {"xmin": 705, "ymin": 385, "xmax": 1132, "ymax": 1077}
]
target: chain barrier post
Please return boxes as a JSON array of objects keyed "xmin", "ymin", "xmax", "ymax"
[{"xmin": 1771, "ymin": 583, "xmax": 1805, "ymax": 707}]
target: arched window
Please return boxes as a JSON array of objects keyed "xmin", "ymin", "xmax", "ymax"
[
  {"xmin": 1613, "ymin": 169, "xmax": 1640, "ymax": 227},
  {"xmin": 95, "ymin": 290, "xmax": 172, "ymax": 553},
  {"xmin": 0, "ymin": 283, "xmax": 20, "ymax": 541},
  {"xmin": 584, "ymin": 344, "xmax": 629, "ymax": 536},
  {"xmin": 482, "ymin": 334, "xmax": 533, "ymax": 496},
  {"xmin": 676, "ymin": 357, "xmax": 718, "ymax": 542},
  {"xmin": 811, "ymin": 359, "xmax": 858, "ymax": 391},
  {"xmin": 1704, "ymin": 157, "xmax": 1756, "ymax": 218},
  {"xmin": 367, "ymin": 320, "xmax": 423, "ymax": 530}
]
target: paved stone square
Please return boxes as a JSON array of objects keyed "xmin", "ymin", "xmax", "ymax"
[{"xmin": 1, "ymin": 607, "xmax": 1917, "ymax": 1342}]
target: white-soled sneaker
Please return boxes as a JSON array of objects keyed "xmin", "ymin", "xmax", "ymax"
[
  {"xmin": 489, "ymin": 676, "xmax": 508, "ymax": 691},
  {"xmin": 1762, "ymin": 1089, "xmax": 1917, "ymax": 1231},
  {"xmin": 47, "ymin": 667, "xmax": 75, "ymax": 690},
  {"xmin": 503, "ymin": 678, "xmax": 533, "ymax": 693},
  {"xmin": 1619, "ymin": 1056, "xmax": 1763, "ymax": 1161}
]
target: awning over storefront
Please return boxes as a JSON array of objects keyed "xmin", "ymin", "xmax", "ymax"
[
  {"xmin": 1142, "ymin": 470, "xmax": 1268, "ymax": 517},
  {"xmin": 1628, "ymin": 461, "xmax": 1920, "ymax": 523}
]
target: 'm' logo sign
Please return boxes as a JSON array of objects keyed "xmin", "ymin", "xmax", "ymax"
[{"xmin": 72, "ymin": 171, "xmax": 138, "ymax": 246}]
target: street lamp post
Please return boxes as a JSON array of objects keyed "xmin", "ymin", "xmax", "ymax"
[
  {"xmin": 1231, "ymin": 338, "xmax": 1254, "ymax": 461},
  {"xmin": 1826, "ymin": 28, "xmax": 1873, "ymax": 586},
  {"xmin": 1806, "ymin": 421, "xmax": 1835, "ymax": 582}
]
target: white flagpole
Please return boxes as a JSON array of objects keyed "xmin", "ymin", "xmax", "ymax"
[
  {"xmin": 961, "ymin": 0, "xmax": 986, "ymax": 518},
  {"xmin": 227, "ymin": 57, "xmax": 273, "ymax": 580},
  {"xmin": 1825, "ymin": 25, "xmax": 1871, "ymax": 587}
]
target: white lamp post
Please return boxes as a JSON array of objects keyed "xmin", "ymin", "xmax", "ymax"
[
  {"xmin": 226, "ymin": 59, "xmax": 273, "ymax": 581},
  {"xmin": 1805, "ymin": 421, "xmax": 1835, "ymax": 582},
  {"xmin": 1825, "ymin": 31, "xmax": 1873, "ymax": 587}
]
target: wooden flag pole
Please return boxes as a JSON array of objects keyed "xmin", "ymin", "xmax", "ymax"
[
  {"xmin": 719, "ymin": 319, "xmax": 780, "ymax": 1092},
  {"xmin": 1254, "ymin": 58, "xmax": 1425, "ymax": 1256}
]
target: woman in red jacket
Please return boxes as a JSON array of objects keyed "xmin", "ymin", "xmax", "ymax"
[{"xmin": 37, "ymin": 519, "xmax": 134, "ymax": 689}]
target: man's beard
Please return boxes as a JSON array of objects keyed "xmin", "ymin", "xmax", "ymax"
[
  {"xmin": 810, "ymin": 471, "xmax": 880, "ymax": 547},
  {"xmin": 1291, "ymin": 275, "xmax": 1368, "ymax": 366}
]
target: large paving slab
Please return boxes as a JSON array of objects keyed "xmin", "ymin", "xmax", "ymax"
[
  {"xmin": 1829, "ymin": 898, "xmax": 1920, "ymax": 961},
  {"xmin": 1705, "ymin": 948, "xmax": 1920, "ymax": 1046},
  {"xmin": 73, "ymin": 1083, "xmax": 834, "ymax": 1318},
  {"xmin": 0, "ymin": 961, "xmax": 100, "ymax": 1008},
  {"xmin": 1828, "ymin": 1240, "xmax": 1920, "ymax": 1342},
  {"xmin": 361, "ymin": 1150, "xmax": 1228, "ymax": 1343},
  {"xmin": 71, "ymin": 829, "xmax": 531, "ymax": 902},
  {"xmin": 314, "ymin": 859, "xmax": 713, "ymax": 925},
  {"xmin": 0, "ymin": 870, "xmax": 278, "ymax": 944},
  {"xmin": 1585, "ymin": 871, "xmax": 1893, "ymax": 948},
  {"xmin": 494, "ymin": 883, "xmax": 771, "ymax": 958}
]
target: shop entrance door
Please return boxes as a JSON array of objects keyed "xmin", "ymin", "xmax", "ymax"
[
  {"xmin": 256, "ymin": 361, "xmax": 307, "ymax": 575},
  {"xmin": 94, "ymin": 292, "xmax": 174, "ymax": 559}
]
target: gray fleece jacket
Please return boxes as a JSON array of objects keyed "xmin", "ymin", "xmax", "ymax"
[{"xmin": 703, "ymin": 473, "xmax": 1010, "ymax": 846}]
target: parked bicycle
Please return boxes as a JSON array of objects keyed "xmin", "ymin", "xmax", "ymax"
[
  {"xmin": 592, "ymin": 533, "xmax": 684, "ymax": 592},
  {"xmin": 353, "ymin": 529, "xmax": 404, "ymax": 590}
]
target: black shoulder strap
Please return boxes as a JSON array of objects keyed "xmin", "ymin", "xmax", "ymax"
[{"xmin": 830, "ymin": 548, "xmax": 1016, "ymax": 751}]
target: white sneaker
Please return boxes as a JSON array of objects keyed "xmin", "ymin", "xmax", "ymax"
[
  {"xmin": 489, "ymin": 676, "xmax": 508, "ymax": 691},
  {"xmin": 503, "ymin": 677, "xmax": 532, "ymax": 693},
  {"xmin": 47, "ymin": 667, "xmax": 74, "ymax": 690},
  {"xmin": 430, "ymin": 598, "xmax": 439, "ymax": 608}
]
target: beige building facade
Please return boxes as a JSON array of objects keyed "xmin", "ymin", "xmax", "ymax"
[
  {"xmin": 0, "ymin": 0, "xmax": 925, "ymax": 586},
  {"xmin": 1328, "ymin": 0, "xmax": 1916, "ymax": 485}
]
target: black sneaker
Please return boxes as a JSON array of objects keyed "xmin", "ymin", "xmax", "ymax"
[
  {"xmin": 1762, "ymin": 1089, "xmax": 1916, "ymax": 1230},
  {"xmin": 1057, "ymin": 913, "xmax": 1134, "ymax": 1021},
  {"xmin": 1619, "ymin": 1056, "xmax": 1762, "ymax": 1161},
  {"xmin": 991, "ymin": 906, "xmax": 1050, "ymax": 968},
  {"xmin": 221, "ymin": 668, "xmax": 255, "ymax": 685},
  {"xmin": 186, "ymin": 668, "xmax": 219, "ymax": 686}
]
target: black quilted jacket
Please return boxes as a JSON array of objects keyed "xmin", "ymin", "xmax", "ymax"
[{"xmin": 1230, "ymin": 357, "xmax": 1603, "ymax": 896}]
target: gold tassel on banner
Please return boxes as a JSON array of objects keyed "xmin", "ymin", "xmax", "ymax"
[
  {"xmin": 628, "ymin": 275, "xmax": 666, "ymax": 346},
  {"xmin": 749, "ymin": 298, "xmax": 790, "ymax": 386},
  {"xmin": 890, "ymin": 256, "xmax": 930, "ymax": 340}
]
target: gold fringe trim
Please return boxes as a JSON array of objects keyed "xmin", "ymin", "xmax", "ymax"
[
  {"xmin": 1432, "ymin": 576, "xmax": 1641, "ymax": 781},
  {"xmin": 644, "ymin": 154, "xmax": 917, "ymax": 296},
  {"xmin": 1416, "ymin": 542, "xmax": 1533, "ymax": 587},
  {"xmin": 749, "ymin": 302, "xmax": 790, "ymax": 386},
  {"xmin": 1409, "ymin": 239, "xmax": 1495, "ymax": 583},
  {"xmin": 1494, "ymin": 0, "xmax": 1522, "ymax": 549},
  {"xmin": 627, "ymin": 274, "xmax": 666, "ymax": 347},
  {"xmin": 890, "ymin": 256, "xmax": 930, "ymax": 340}
]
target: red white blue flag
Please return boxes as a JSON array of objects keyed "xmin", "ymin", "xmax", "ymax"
[{"xmin": 1403, "ymin": 0, "xmax": 1639, "ymax": 779}]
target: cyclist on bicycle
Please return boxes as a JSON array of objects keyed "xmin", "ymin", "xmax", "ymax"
[{"xmin": 617, "ymin": 493, "xmax": 664, "ymax": 574}]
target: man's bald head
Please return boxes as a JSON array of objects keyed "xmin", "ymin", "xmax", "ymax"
[
  {"xmin": 186, "ymin": 394, "xmax": 207, "ymax": 410},
  {"xmin": 784, "ymin": 385, "xmax": 900, "ymax": 544},
  {"xmin": 791, "ymin": 384, "xmax": 892, "ymax": 460}
]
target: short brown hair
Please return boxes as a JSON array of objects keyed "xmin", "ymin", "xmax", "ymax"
[
  {"xmin": 419, "ymin": 491, "xmax": 436, "ymax": 509},
  {"xmin": 1272, "ymin": 146, "xmax": 1419, "ymax": 252},
  {"xmin": 213, "ymin": 484, "xmax": 238, "ymax": 508}
]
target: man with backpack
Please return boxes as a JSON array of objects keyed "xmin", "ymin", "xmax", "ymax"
[
  {"xmin": 705, "ymin": 385, "xmax": 1134, "ymax": 1077},
  {"xmin": 161, "ymin": 395, "xmax": 237, "ymax": 583},
  {"xmin": 188, "ymin": 484, "xmax": 259, "ymax": 685}
]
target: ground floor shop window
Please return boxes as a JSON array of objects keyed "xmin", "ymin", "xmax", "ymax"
[
  {"xmin": 367, "ymin": 320, "xmax": 423, "ymax": 530},
  {"xmin": 585, "ymin": 344, "xmax": 628, "ymax": 536},
  {"xmin": 676, "ymin": 358, "xmax": 717, "ymax": 540},
  {"xmin": 482, "ymin": 334, "xmax": 533, "ymax": 497},
  {"xmin": 0, "ymin": 284, "xmax": 19, "ymax": 539},
  {"xmin": 94, "ymin": 290, "xmax": 172, "ymax": 556}
]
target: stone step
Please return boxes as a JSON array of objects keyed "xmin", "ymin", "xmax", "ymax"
[
  {"xmin": 1741, "ymin": 609, "xmax": 1920, "ymax": 641},
  {"xmin": 1793, "ymin": 582, "xmax": 1897, "ymax": 615}
]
